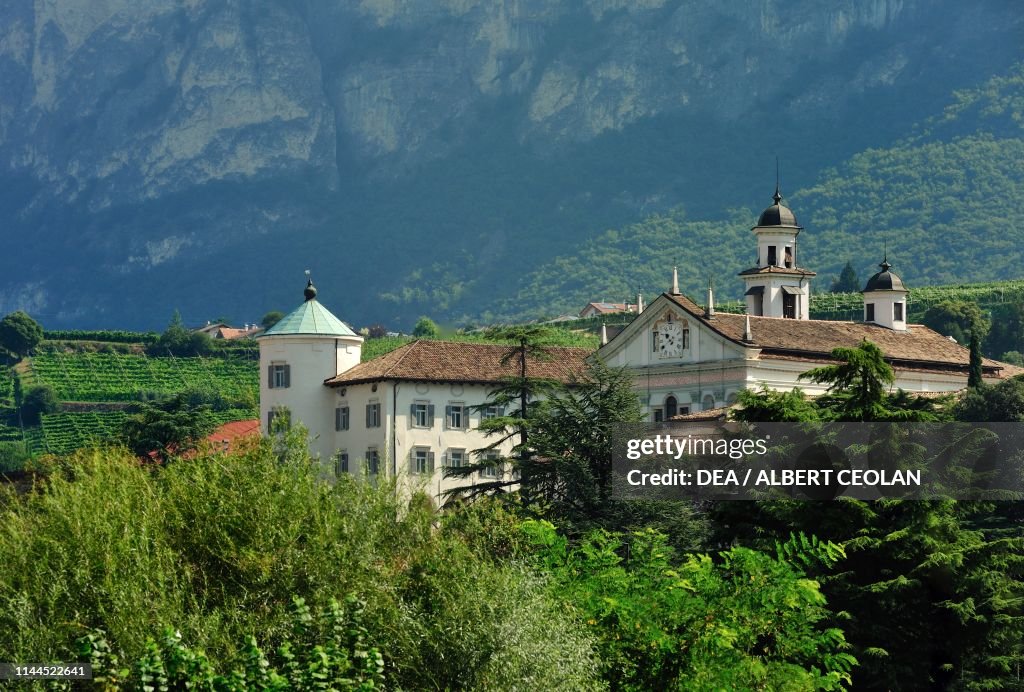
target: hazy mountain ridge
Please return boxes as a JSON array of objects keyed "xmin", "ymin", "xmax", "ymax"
[
  {"xmin": 501, "ymin": 65, "xmax": 1024, "ymax": 321},
  {"xmin": 0, "ymin": 0, "xmax": 1020, "ymax": 329}
]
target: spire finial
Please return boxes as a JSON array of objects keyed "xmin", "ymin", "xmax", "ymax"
[
  {"xmin": 705, "ymin": 276, "xmax": 716, "ymax": 319},
  {"xmin": 670, "ymin": 266, "xmax": 680, "ymax": 295},
  {"xmin": 880, "ymin": 243, "xmax": 891, "ymax": 272},
  {"xmin": 773, "ymin": 157, "xmax": 782, "ymax": 204},
  {"xmin": 303, "ymin": 269, "xmax": 317, "ymax": 301}
]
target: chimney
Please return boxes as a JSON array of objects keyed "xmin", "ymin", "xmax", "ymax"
[
  {"xmin": 705, "ymin": 278, "xmax": 715, "ymax": 319},
  {"xmin": 743, "ymin": 314, "xmax": 753, "ymax": 342},
  {"xmin": 600, "ymin": 323, "xmax": 608, "ymax": 345},
  {"xmin": 671, "ymin": 267, "xmax": 680, "ymax": 295}
]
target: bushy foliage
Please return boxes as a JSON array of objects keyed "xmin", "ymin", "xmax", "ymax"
[
  {"xmin": 922, "ymin": 300, "xmax": 991, "ymax": 345},
  {"xmin": 78, "ymin": 596, "xmax": 385, "ymax": 690},
  {"xmin": 956, "ymin": 374, "xmax": 1024, "ymax": 422},
  {"xmin": 0, "ymin": 435, "xmax": 603, "ymax": 689},
  {"xmin": 0, "ymin": 310, "xmax": 43, "ymax": 358},
  {"xmin": 524, "ymin": 520, "xmax": 856, "ymax": 691},
  {"xmin": 150, "ymin": 310, "xmax": 213, "ymax": 357},
  {"xmin": 728, "ymin": 342, "xmax": 1024, "ymax": 689},
  {"xmin": 19, "ymin": 384, "xmax": 59, "ymax": 425},
  {"xmin": 411, "ymin": 316, "xmax": 440, "ymax": 337}
]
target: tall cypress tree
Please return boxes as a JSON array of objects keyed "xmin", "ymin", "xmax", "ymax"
[{"xmin": 968, "ymin": 328, "xmax": 984, "ymax": 388}]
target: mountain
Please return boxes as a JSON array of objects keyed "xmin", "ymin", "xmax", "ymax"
[{"xmin": 0, "ymin": 0, "xmax": 1021, "ymax": 330}]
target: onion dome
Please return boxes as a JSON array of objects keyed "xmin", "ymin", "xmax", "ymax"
[
  {"xmin": 756, "ymin": 183, "xmax": 799, "ymax": 227},
  {"xmin": 862, "ymin": 257, "xmax": 907, "ymax": 292}
]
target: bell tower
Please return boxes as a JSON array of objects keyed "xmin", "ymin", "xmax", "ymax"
[{"xmin": 738, "ymin": 181, "xmax": 816, "ymax": 319}]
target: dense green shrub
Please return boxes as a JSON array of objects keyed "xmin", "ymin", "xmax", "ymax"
[
  {"xmin": 19, "ymin": 384, "xmax": 60, "ymax": 425},
  {"xmin": 78, "ymin": 596, "xmax": 385, "ymax": 690},
  {"xmin": 524, "ymin": 521, "xmax": 856, "ymax": 691},
  {"xmin": 0, "ymin": 433, "xmax": 603, "ymax": 689}
]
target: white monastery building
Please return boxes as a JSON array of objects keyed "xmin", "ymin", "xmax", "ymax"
[{"xmin": 259, "ymin": 184, "xmax": 1022, "ymax": 498}]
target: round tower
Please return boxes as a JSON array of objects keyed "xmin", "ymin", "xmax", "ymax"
[{"xmin": 257, "ymin": 276, "xmax": 363, "ymax": 459}]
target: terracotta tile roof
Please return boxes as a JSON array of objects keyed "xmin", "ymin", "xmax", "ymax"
[
  {"xmin": 207, "ymin": 419, "xmax": 261, "ymax": 445},
  {"xmin": 737, "ymin": 266, "xmax": 816, "ymax": 277},
  {"xmin": 581, "ymin": 302, "xmax": 636, "ymax": 316},
  {"xmin": 325, "ymin": 340, "xmax": 593, "ymax": 386},
  {"xmin": 669, "ymin": 406, "xmax": 731, "ymax": 421},
  {"xmin": 664, "ymin": 293, "xmax": 1018, "ymax": 378}
]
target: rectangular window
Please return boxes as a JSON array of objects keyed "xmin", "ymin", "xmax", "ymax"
[
  {"xmin": 269, "ymin": 363, "xmax": 290, "ymax": 389},
  {"xmin": 682, "ymin": 329, "xmax": 690, "ymax": 350},
  {"xmin": 366, "ymin": 402, "xmax": 381, "ymax": 428},
  {"xmin": 480, "ymin": 405, "xmax": 505, "ymax": 420},
  {"xmin": 652, "ymin": 331, "xmax": 659, "ymax": 352},
  {"xmin": 446, "ymin": 448, "xmax": 466, "ymax": 468},
  {"xmin": 767, "ymin": 246, "xmax": 777, "ymax": 266},
  {"xmin": 335, "ymin": 406, "xmax": 350, "ymax": 431},
  {"xmin": 653, "ymin": 408, "xmax": 664, "ymax": 423},
  {"xmin": 894, "ymin": 303, "xmax": 904, "ymax": 321},
  {"xmin": 411, "ymin": 401, "xmax": 434, "ymax": 428},
  {"xmin": 411, "ymin": 447, "xmax": 435, "ymax": 475},
  {"xmin": 481, "ymin": 452, "xmax": 502, "ymax": 479},
  {"xmin": 784, "ymin": 246, "xmax": 793, "ymax": 268},
  {"xmin": 366, "ymin": 449, "xmax": 380, "ymax": 475},
  {"xmin": 267, "ymin": 407, "xmax": 291, "ymax": 432},
  {"xmin": 783, "ymin": 292, "xmax": 796, "ymax": 319},
  {"xmin": 446, "ymin": 403, "xmax": 465, "ymax": 430},
  {"xmin": 866, "ymin": 303, "xmax": 875, "ymax": 322},
  {"xmin": 336, "ymin": 452, "xmax": 349, "ymax": 475}
]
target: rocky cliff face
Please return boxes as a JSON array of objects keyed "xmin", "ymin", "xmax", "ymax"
[{"xmin": 0, "ymin": 0, "xmax": 1019, "ymax": 328}]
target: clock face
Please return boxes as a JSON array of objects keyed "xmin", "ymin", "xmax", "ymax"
[{"xmin": 658, "ymin": 322, "xmax": 684, "ymax": 358}]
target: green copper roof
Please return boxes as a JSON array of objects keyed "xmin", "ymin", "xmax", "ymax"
[{"xmin": 260, "ymin": 297, "xmax": 357, "ymax": 338}]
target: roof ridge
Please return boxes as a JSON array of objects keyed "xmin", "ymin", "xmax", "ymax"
[{"xmin": 381, "ymin": 339, "xmax": 421, "ymax": 376}]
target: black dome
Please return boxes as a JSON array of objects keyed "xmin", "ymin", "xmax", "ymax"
[
  {"xmin": 756, "ymin": 187, "xmax": 799, "ymax": 227},
  {"xmin": 862, "ymin": 259, "xmax": 906, "ymax": 292}
]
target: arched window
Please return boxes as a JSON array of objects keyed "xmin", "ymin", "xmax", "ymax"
[
  {"xmin": 702, "ymin": 394, "xmax": 715, "ymax": 410},
  {"xmin": 665, "ymin": 396, "xmax": 678, "ymax": 419}
]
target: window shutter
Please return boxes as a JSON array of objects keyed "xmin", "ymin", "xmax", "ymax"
[
  {"xmin": 428, "ymin": 452, "xmax": 435, "ymax": 473},
  {"xmin": 409, "ymin": 452, "xmax": 416, "ymax": 474},
  {"xmin": 445, "ymin": 405, "xmax": 452, "ymax": 427},
  {"xmin": 335, "ymin": 408, "xmax": 341, "ymax": 431},
  {"xmin": 498, "ymin": 406, "xmax": 506, "ymax": 417},
  {"xmin": 427, "ymin": 404, "xmax": 435, "ymax": 426},
  {"xmin": 267, "ymin": 411, "xmax": 274, "ymax": 430},
  {"xmin": 366, "ymin": 404, "xmax": 371, "ymax": 428},
  {"xmin": 283, "ymin": 365, "xmax": 291, "ymax": 388},
  {"xmin": 268, "ymin": 366, "xmax": 275, "ymax": 388},
  {"xmin": 410, "ymin": 403, "xmax": 417, "ymax": 424}
]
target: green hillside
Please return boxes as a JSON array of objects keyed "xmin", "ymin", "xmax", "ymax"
[{"xmin": 487, "ymin": 65, "xmax": 1024, "ymax": 323}]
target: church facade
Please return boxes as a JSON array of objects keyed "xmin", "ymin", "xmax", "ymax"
[{"xmin": 598, "ymin": 185, "xmax": 1021, "ymax": 421}]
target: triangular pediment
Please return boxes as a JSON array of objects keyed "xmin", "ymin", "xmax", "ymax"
[{"xmin": 598, "ymin": 293, "xmax": 750, "ymax": 367}]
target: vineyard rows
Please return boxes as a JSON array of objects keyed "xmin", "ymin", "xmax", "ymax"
[
  {"xmin": 26, "ymin": 352, "xmax": 258, "ymax": 403},
  {"xmin": 0, "ymin": 422, "xmax": 22, "ymax": 443},
  {"xmin": 0, "ymin": 369, "xmax": 13, "ymax": 406},
  {"xmin": 36, "ymin": 408, "xmax": 257, "ymax": 455}
]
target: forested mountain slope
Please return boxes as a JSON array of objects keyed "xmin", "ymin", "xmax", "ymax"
[{"xmin": 0, "ymin": 0, "xmax": 1020, "ymax": 329}]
